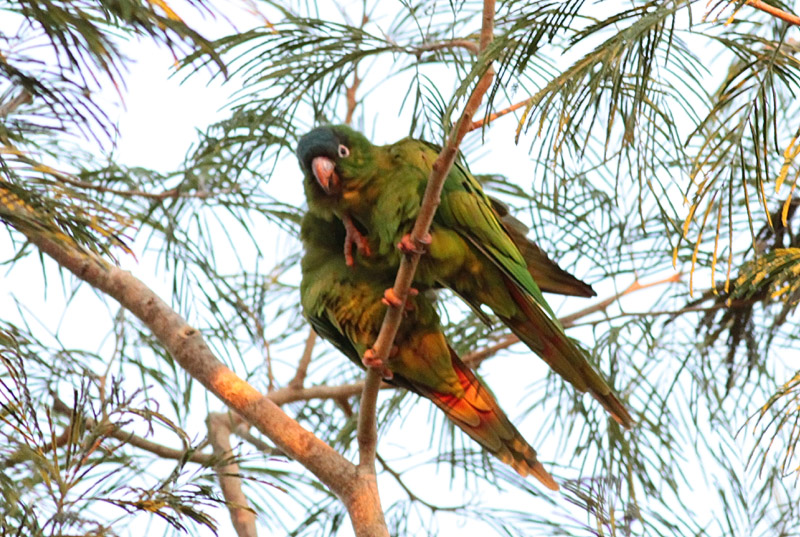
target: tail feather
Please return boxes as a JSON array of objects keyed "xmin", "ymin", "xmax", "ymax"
[
  {"xmin": 503, "ymin": 277, "xmax": 635, "ymax": 429},
  {"xmin": 422, "ymin": 348, "xmax": 559, "ymax": 491}
]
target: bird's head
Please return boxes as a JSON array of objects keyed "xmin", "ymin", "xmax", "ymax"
[{"xmin": 296, "ymin": 125, "xmax": 373, "ymax": 197}]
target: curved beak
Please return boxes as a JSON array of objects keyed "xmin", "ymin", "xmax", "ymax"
[{"xmin": 311, "ymin": 156, "xmax": 340, "ymax": 195}]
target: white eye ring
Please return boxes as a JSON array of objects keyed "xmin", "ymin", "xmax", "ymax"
[{"xmin": 338, "ymin": 144, "xmax": 350, "ymax": 158}]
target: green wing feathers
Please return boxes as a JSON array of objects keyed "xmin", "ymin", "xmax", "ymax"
[
  {"xmin": 502, "ymin": 276, "xmax": 634, "ymax": 427},
  {"xmin": 489, "ymin": 196, "xmax": 596, "ymax": 298}
]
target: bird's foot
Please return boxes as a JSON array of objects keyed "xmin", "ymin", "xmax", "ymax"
[
  {"xmin": 381, "ymin": 287, "xmax": 418, "ymax": 313},
  {"xmin": 362, "ymin": 347, "xmax": 395, "ymax": 380},
  {"xmin": 342, "ymin": 213, "xmax": 371, "ymax": 267},
  {"xmin": 397, "ymin": 232, "xmax": 432, "ymax": 256}
]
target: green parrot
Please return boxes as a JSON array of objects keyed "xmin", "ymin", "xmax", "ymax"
[
  {"xmin": 299, "ymin": 211, "xmax": 559, "ymax": 490},
  {"xmin": 296, "ymin": 125, "xmax": 633, "ymax": 429}
]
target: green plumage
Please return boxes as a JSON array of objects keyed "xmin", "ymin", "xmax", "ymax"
[
  {"xmin": 297, "ymin": 125, "xmax": 633, "ymax": 428},
  {"xmin": 299, "ymin": 212, "xmax": 558, "ymax": 489}
]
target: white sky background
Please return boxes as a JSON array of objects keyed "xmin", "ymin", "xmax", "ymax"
[{"xmin": 2, "ymin": 1, "xmax": 799, "ymax": 536}]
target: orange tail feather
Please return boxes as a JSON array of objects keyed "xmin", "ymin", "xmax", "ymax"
[{"xmin": 425, "ymin": 349, "xmax": 559, "ymax": 490}]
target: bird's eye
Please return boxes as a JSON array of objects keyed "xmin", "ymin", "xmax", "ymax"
[{"xmin": 338, "ymin": 144, "xmax": 350, "ymax": 158}]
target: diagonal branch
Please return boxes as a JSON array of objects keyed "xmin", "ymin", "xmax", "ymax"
[
  {"xmin": 747, "ymin": 0, "xmax": 800, "ymax": 26},
  {"xmin": 469, "ymin": 97, "xmax": 532, "ymax": 131},
  {"xmin": 360, "ymin": 0, "xmax": 497, "ymax": 474}
]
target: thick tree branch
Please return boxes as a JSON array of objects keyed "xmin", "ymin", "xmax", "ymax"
[
  {"xmin": 21, "ymin": 231, "xmax": 387, "ymax": 537},
  {"xmin": 207, "ymin": 412, "xmax": 257, "ymax": 537}
]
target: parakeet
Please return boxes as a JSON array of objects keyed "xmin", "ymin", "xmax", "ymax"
[
  {"xmin": 296, "ymin": 125, "xmax": 633, "ymax": 428},
  {"xmin": 299, "ymin": 211, "xmax": 559, "ymax": 489}
]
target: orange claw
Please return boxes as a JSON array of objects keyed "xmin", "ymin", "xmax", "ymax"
[
  {"xmin": 381, "ymin": 287, "xmax": 418, "ymax": 312},
  {"xmin": 342, "ymin": 213, "xmax": 371, "ymax": 267},
  {"xmin": 397, "ymin": 232, "xmax": 432, "ymax": 255},
  {"xmin": 362, "ymin": 348, "xmax": 394, "ymax": 379}
]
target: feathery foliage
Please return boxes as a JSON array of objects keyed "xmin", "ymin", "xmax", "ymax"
[{"xmin": 2, "ymin": 0, "xmax": 800, "ymax": 536}]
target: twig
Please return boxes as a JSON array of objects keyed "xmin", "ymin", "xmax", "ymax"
[
  {"xmin": 55, "ymin": 174, "xmax": 238, "ymax": 200},
  {"xmin": 362, "ymin": 0, "xmax": 497, "ymax": 475},
  {"xmin": 574, "ymin": 299, "xmax": 759, "ymax": 327},
  {"xmin": 747, "ymin": 0, "xmax": 800, "ymax": 26},
  {"xmin": 375, "ymin": 454, "xmax": 462, "ymax": 512},
  {"xmin": 234, "ymin": 425, "xmax": 284, "ymax": 457},
  {"xmin": 47, "ymin": 395, "xmax": 217, "ymax": 465},
  {"xmin": 6, "ymin": 152, "xmax": 236, "ymax": 200},
  {"xmin": 270, "ymin": 376, "xmax": 394, "ymax": 406},
  {"xmin": 463, "ymin": 334, "xmax": 519, "ymax": 369},
  {"xmin": 469, "ymin": 97, "xmax": 532, "ymax": 131},
  {"xmin": 208, "ymin": 412, "xmax": 257, "ymax": 537},
  {"xmin": 344, "ymin": 8, "xmax": 368, "ymax": 126},
  {"xmin": 558, "ymin": 273, "xmax": 683, "ymax": 328},
  {"xmin": 345, "ymin": 69, "xmax": 361, "ymax": 126},
  {"xmin": 288, "ymin": 329, "xmax": 317, "ymax": 390},
  {"xmin": 0, "ymin": 90, "xmax": 32, "ymax": 118},
  {"xmin": 413, "ymin": 39, "xmax": 479, "ymax": 56}
]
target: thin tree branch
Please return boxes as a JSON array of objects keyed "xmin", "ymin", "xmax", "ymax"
[
  {"xmin": 413, "ymin": 39, "xmax": 479, "ymax": 55},
  {"xmin": 288, "ymin": 329, "xmax": 317, "ymax": 390},
  {"xmin": 574, "ymin": 299, "xmax": 761, "ymax": 326},
  {"xmin": 375, "ymin": 454, "xmax": 463, "ymax": 512},
  {"xmin": 344, "ymin": 8, "xmax": 367, "ymax": 126},
  {"xmin": 747, "ymin": 0, "xmax": 800, "ymax": 26},
  {"xmin": 367, "ymin": 0, "xmax": 496, "ymax": 368},
  {"xmin": 234, "ymin": 426, "xmax": 284, "ymax": 457},
  {"xmin": 558, "ymin": 273, "xmax": 683, "ymax": 328},
  {"xmin": 469, "ymin": 97, "xmax": 532, "ymax": 131},
  {"xmin": 253, "ymin": 275, "xmax": 686, "ymax": 409},
  {"xmin": 5, "ymin": 152, "xmax": 236, "ymax": 200},
  {"xmin": 345, "ymin": 68, "xmax": 361, "ymax": 126},
  {"xmin": 357, "ymin": 370, "xmax": 383, "ymax": 470},
  {"xmin": 56, "ymin": 174, "xmax": 239, "ymax": 200},
  {"xmin": 270, "ymin": 378, "xmax": 393, "ymax": 405},
  {"xmin": 462, "ymin": 334, "xmax": 519, "ymax": 369},
  {"xmin": 207, "ymin": 412, "xmax": 257, "ymax": 537},
  {"xmin": 362, "ymin": 0, "xmax": 497, "ymax": 478}
]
